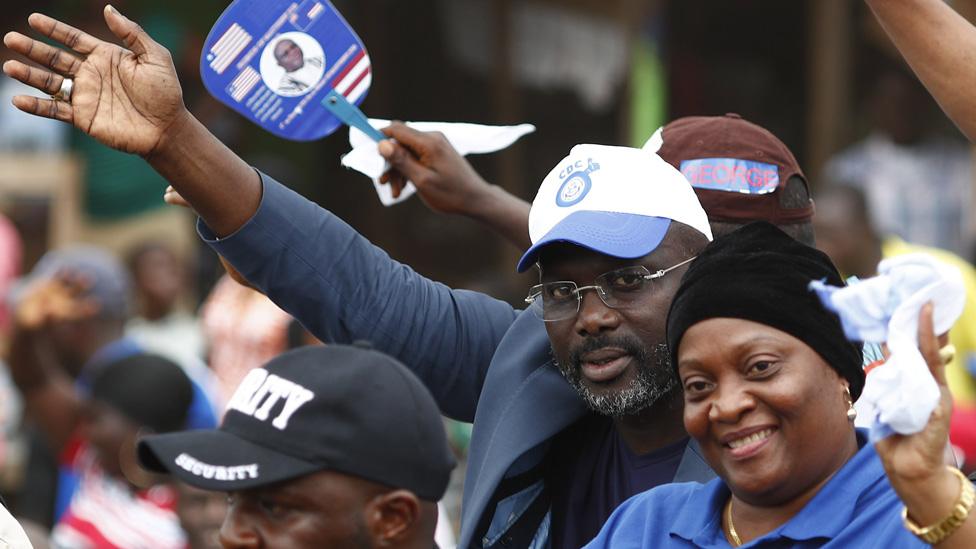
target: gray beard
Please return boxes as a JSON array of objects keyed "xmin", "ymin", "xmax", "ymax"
[{"xmin": 553, "ymin": 342, "xmax": 679, "ymax": 417}]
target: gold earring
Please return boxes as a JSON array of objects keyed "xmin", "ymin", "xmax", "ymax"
[{"xmin": 845, "ymin": 387, "xmax": 857, "ymax": 422}]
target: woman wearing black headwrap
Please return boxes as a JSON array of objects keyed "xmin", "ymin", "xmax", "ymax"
[{"xmin": 586, "ymin": 222, "xmax": 973, "ymax": 547}]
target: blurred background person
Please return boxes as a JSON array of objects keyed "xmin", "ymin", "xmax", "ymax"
[
  {"xmin": 125, "ymin": 240, "xmax": 217, "ymax": 407},
  {"xmin": 125, "ymin": 241, "xmax": 204, "ymax": 363},
  {"xmin": 6, "ymin": 247, "xmax": 217, "ymax": 535},
  {"xmin": 823, "ymin": 65, "xmax": 974, "ymax": 259},
  {"xmin": 50, "ymin": 354, "xmax": 193, "ymax": 548}
]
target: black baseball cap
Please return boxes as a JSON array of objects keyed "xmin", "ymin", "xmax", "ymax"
[{"xmin": 138, "ymin": 344, "xmax": 456, "ymax": 502}]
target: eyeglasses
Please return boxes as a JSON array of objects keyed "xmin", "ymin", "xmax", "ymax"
[{"xmin": 524, "ymin": 256, "xmax": 697, "ymax": 322}]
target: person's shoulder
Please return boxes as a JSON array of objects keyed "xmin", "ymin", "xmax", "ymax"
[
  {"xmin": 584, "ymin": 482, "xmax": 709, "ymax": 548},
  {"xmin": 614, "ymin": 481, "xmax": 708, "ymax": 522}
]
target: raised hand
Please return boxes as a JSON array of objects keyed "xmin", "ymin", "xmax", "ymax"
[
  {"xmin": 875, "ymin": 303, "xmax": 954, "ymax": 479},
  {"xmin": 2, "ymin": 6, "xmax": 188, "ymax": 156},
  {"xmin": 873, "ymin": 303, "xmax": 976, "ymax": 545},
  {"xmin": 15, "ymin": 274, "xmax": 100, "ymax": 331},
  {"xmin": 377, "ymin": 122, "xmax": 493, "ymax": 213},
  {"xmin": 377, "ymin": 122, "xmax": 532, "ymax": 250}
]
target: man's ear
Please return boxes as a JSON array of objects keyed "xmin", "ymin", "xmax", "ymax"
[{"xmin": 365, "ymin": 490, "xmax": 421, "ymax": 546}]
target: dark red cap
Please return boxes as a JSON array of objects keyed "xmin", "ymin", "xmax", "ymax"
[{"xmin": 651, "ymin": 113, "xmax": 814, "ymax": 224}]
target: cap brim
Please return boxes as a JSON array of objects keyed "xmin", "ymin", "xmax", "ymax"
[
  {"xmin": 138, "ymin": 429, "xmax": 322, "ymax": 491},
  {"xmin": 516, "ymin": 212, "xmax": 672, "ymax": 272}
]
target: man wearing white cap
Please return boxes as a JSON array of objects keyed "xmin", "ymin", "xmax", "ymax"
[{"xmin": 3, "ymin": 10, "xmax": 715, "ymax": 548}]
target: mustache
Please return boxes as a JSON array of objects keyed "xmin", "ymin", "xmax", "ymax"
[{"xmin": 568, "ymin": 334, "xmax": 648, "ymax": 369}]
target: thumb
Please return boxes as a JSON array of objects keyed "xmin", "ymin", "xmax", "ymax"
[
  {"xmin": 103, "ymin": 4, "xmax": 156, "ymax": 57},
  {"xmin": 378, "ymin": 140, "xmax": 432, "ymax": 187}
]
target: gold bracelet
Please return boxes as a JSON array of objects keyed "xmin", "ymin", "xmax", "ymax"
[{"xmin": 902, "ymin": 467, "xmax": 975, "ymax": 544}]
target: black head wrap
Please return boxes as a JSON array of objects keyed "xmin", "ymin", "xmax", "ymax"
[
  {"xmin": 666, "ymin": 222, "xmax": 864, "ymax": 399},
  {"xmin": 90, "ymin": 353, "xmax": 193, "ymax": 433}
]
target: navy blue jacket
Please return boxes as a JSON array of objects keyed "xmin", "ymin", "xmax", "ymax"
[{"xmin": 204, "ymin": 174, "xmax": 715, "ymax": 548}]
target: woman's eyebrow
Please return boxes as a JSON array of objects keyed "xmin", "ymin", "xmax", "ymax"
[{"xmin": 678, "ymin": 335, "xmax": 786, "ymax": 368}]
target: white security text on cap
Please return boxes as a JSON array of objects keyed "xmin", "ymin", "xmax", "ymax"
[
  {"xmin": 175, "ymin": 453, "xmax": 259, "ymax": 481},
  {"xmin": 225, "ymin": 368, "xmax": 315, "ymax": 430}
]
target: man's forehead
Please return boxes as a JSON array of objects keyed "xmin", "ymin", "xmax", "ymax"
[{"xmin": 236, "ymin": 467, "xmax": 377, "ymax": 497}]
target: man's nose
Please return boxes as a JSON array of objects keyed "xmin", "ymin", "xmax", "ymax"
[{"xmin": 574, "ymin": 287, "xmax": 620, "ymax": 336}]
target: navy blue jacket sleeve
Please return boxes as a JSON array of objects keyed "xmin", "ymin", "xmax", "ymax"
[{"xmin": 199, "ymin": 172, "xmax": 519, "ymax": 422}]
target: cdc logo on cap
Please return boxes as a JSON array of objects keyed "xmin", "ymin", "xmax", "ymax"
[
  {"xmin": 517, "ymin": 144, "xmax": 713, "ymax": 272},
  {"xmin": 556, "ymin": 158, "xmax": 600, "ymax": 207}
]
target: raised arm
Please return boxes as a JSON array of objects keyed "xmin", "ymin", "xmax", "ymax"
[
  {"xmin": 2, "ymin": 7, "xmax": 258, "ymax": 237},
  {"xmin": 378, "ymin": 123, "xmax": 532, "ymax": 250},
  {"xmin": 7, "ymin": 277, "xmax": 95, "ymax": 453},
  {"xmin": 3, "ymin": 8, "xmax": 521, "ymax": 420},
  {"xmin": 866, "ymin": 0, "xmax": 976, "ymax": 141}
]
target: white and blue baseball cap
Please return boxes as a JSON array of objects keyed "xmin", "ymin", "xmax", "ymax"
[{"xmin": 516, "ymin": 144, "xmax": 713, "ymax": 272}]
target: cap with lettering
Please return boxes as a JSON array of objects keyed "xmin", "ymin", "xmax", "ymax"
[
  {"xmin": 137, "ymin": 344, "xmax": 456, "ymax": 501},
  {"xmin": 516, "ymin": 144, "xmax": 712, "ymax": 272},
  {"xmin": 643, "ymin": 113, "xmax": 814, "ymax": 225}
]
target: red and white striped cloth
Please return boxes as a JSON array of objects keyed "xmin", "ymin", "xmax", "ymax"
[{"xmin": 51, "ymin": 449, "xmax": 186, "ymax": 549}]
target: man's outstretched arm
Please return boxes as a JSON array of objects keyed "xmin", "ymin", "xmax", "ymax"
[
  {"xmin": 3, "ymin": 8, "xmax": 520, "ymax": 421},
  {"xmin": 2, "ymin": 7, "xmax": 259, "ymax": 237},
  {"xmin": 866, "ymin": 0, "xmax": 976, "ymax": 141}
]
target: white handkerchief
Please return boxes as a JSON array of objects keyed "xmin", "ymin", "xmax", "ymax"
[
  {"xmin": 341, "ymin": 119, "xmax": 536, "ymax": 206},
  {"xmin": 809, "ymin": 254, "xmax": 965, "ymax": 440}
]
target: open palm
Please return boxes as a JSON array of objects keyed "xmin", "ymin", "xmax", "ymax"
[{"xmin": 2, "ymin": 7, "xmax": 186, "ymax": 156}]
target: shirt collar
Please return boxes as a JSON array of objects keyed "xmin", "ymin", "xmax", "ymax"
[{"xmin": 669, "ymin": 429, "xmax": 882, "ymax": 546}]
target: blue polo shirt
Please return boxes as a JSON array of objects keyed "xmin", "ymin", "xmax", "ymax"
[{"xmin": 585, "ymin": 430, "xmax": 928, "ymax": 548}]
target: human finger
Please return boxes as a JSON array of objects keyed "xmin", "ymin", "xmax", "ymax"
[
  {"xmin": 2, "ymin": 59, "xmax": 66, "ymax": 96},
  {"xmin": 53, "ymin": 269, "xmax": 94, "ymax": 295},
  {"xmin": 25, "ymin": 13, "xmax": 100, "ymax": 55},
  {"xmin": 391, "ymin": 172, "xmax": 406, "ymax": 198},
  {"xmin": 390, "ymin": 177, "xmax": 407, "ymax": 198},
  {"xmin": 3, "ymin": 32, "xmax": 83, "ymax": 76},
  {"xmin": 163, "ymin": 186, "xmax": 191, "ymax": 209},
  {"xmin": 102, "ymin": 4, "xmax": 159, "ymax": 57},
  {"xmin": 65, "ymin": 297, "xmax": 101, "ymax": 321},
  {"xmin": 382, "ymin": 121, "xmax": 436, "ymax": 152},
  {"xmin": 10, "ymin": 94, "xmax": 73, "ymax": 123},
  {"xmin": 378, "ymin": 139, "xmax": 433, "ymax": 188},
  {"xmin": 918, "ymin": 302, "xmax": 949, "ymax": 387}
]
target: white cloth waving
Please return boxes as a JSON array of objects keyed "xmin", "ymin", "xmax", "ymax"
[
  {"xmin": 809, "ymin": 254, "xmax": 965, "ymax": 440},
  {"xmin": 342, "ymin": 119, "xmax": 535, "ymax": 206}
]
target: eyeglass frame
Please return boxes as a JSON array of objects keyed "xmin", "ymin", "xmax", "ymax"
[{"xmin": 524, "ymin": 256, "xmax": 697, "ymax": 322}]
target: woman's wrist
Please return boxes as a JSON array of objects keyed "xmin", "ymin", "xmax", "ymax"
[{"xmin": 895, "ymin": 466, "xmax": 966, "ymax": 528}]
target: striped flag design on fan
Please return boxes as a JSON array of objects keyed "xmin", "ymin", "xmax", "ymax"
[
  {"xmin": 307, "ymin": 2, "xmax": 325, "ymax": 19},
  {"xmin": 330, "ymin": 49, "xmax": 371, "ymax": 104},
  {"xmin": 208, "ymin": 23, "xmax": 252, "ymax": 75},
  {"xmin": 227, "ymin": 67, "xmax": 261, "ymax": 102}
]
